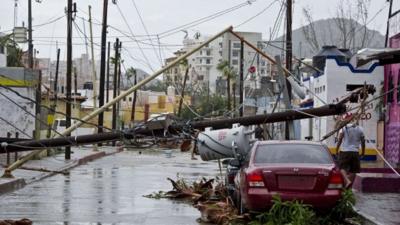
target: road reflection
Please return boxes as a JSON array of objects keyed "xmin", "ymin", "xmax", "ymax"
[{"xmin": 0, "ymin": 150, "xmax": 219, "ymax": 225}]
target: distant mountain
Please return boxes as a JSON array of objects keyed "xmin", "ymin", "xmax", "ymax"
[{"xmin": 264, "ymin": 18, "xmax": 385, "ymax": 58}]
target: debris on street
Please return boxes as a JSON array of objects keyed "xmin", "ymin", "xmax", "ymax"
[
  {"xmin": 145, "ymin": 177, "xmax": 362, "ymax": 225},
  {"xmin": 0, "ymin": 219, "xmax": 32, "ymax": 225}
]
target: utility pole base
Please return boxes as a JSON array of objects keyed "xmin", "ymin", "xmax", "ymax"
[
  {"xmin": 1, "ymin": 169, "xmax": 14, "ymax": 178},
  {"xmin": 93, "ymin": 144, "xmax": 99, "ymax": 152}
]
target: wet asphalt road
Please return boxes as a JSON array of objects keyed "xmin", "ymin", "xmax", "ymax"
[{"xmin": 0, "ymin": 149, "xmax": 220, "ymax": 225}]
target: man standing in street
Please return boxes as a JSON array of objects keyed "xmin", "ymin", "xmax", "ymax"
[{"xmin": 335, "ymin": 120, "xmax": 366, "ymax": 188}]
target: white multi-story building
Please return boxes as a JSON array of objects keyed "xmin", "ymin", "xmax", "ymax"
[
  {"xmin": 185, "ymin": 35, "xmax": 223, "ymax": 93},
  {"xmin": 300, "ymin": 53, "xmax": 383, "ymax": 159},
  {"xmin": 164, "ymin": 31, "xmax": 268, "ymax": 95}
]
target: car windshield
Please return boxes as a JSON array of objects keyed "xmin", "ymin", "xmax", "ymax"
[{"xmin": 254, "ymin": 144, "xmax": 333, "ymax": 164}]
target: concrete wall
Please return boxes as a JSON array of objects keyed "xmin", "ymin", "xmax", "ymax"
[
  {"xmin": 384, "ymin": 32, "xmax": 400, "ymax": 166},
  {"xmin": 0, "ymin": 68, "xmax": 40, "ymax": 139}
]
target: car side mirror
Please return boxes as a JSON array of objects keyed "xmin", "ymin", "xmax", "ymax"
[{"xmin": 229, "ymin": 158, "xmax": 241, "ymax": 167}]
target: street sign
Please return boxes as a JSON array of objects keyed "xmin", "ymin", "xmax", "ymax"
[{"xmin": 248, "ymin": 66, "xmax": 256, "ymax": 74}]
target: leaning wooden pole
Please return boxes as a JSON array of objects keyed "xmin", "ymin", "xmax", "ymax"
[{"xmin": 4, "ymin": 26, "xmax": 233, "ymax": 175}]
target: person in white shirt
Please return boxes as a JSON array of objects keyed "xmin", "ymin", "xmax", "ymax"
[{"xmin": 335, "ymin": 122, "xmax": 365, "ymax": 188}]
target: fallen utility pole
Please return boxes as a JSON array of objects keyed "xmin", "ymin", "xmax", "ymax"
[
  {"xmin": 1, "ymin": 132, "xmax": 124, "ymax": 153},
  {"xmin": 2, "ymin": 103, "xmax": 346, "ymax": 153},
  {"xmin": 3, "ymin": 26, "xmax": 235, "ymax": 175},
  {"xmin": 188, "ymin": 104, "xmax": 345, "ymax": 130}
]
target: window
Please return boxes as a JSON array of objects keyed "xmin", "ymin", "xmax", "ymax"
[
  {"xmin": 200, "ymin": 59, "xmax": 203, "ymax": 64},
  {"xmin": 198, "ymin": 75, "xmax": 204, "ymax": 80},
  {"xmin": 323, "ymin": 85, "xmax": 325, "ymax": 92},
  {"xmin": 261, "ymin": 69, "xmax": 265, "ymax": 74},
  {"xmin": 254, "ymin": 144, "xmax": 332, "ymax": 164},
  {"xmin": 199, "ymin": 51, "xmax": 202, "ymax": 55},
  {"xmin": 233, "ymin": 42, "xmax": 241, "ymax": 48},
  {"xmin": 232, "ymin": 59, "xmax": 238, "ymax": 65},
  {"xmin": 206, "ymin": 59, "xmax": 211, "ymax": 64},
  {"xmin": 0, "ymin": 45, "xmax": 4, "ymax": 54},
  {"xmin": 129, "ymin": 97, "xmax": 132, "ymax": 102},
  {"xmin": 206, "ymin": 50, "xmax": 211, "ymax": 56},
  {"xmin": 123, "ymin": 97, "xmax": 126, "ymax": 101},
  {"xmin": 232, "ymin": 50, "xmax": 239, "ymax": 57},
  {"xmin": 59, "ymin": 120, "xmax": 67, "ymax": 127}
]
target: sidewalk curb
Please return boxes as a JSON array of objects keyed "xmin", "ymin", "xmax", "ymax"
[
  {"xmin": 353, "ymin": 206, "xmax": 384, "ymax": 225},
  {"xmin": 26, "ymin": 151, "xmax": 110, "ymax": 184},
  {"xmin": 1, "ymin": 149, "xmax": 121, "ymax": 192},
  {"xmin": 0, "ymin": 178, "xmax": 26, "ymax": 195}
]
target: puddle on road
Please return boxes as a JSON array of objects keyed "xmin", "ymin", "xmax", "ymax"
[{"xmin": 0, "ymin": 150, "xmax": 220, "ymax": 225}]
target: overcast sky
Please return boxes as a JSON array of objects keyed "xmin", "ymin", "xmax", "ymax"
[{"xmin": 0, "ymin": 0, "xmax": 397, "ymax": 74}]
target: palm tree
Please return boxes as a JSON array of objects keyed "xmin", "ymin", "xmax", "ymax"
[
  {"xmin": 217, "ymin": 60, "xmax": 234, "ymax": 110},
  {"xmin": 0, "ymin": 34, "xmax": 23, "ymax": 67}
]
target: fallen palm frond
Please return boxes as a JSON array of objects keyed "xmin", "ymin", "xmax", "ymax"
[
  {"xmin": 144, "ymin": 177, "xmax": 360, "ymax": 225},
  {"xmin": 0, "ymin": 218, "xmax": 32, "ymax": 225},
  {"xmin": 144, "ymin": 176, "xmax": 247, "ymax": 224}
]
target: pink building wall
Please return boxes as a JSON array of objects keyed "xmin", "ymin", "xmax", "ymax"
[{"xmin": 384, "ymin": 33, "xmax": 400, "ymax": 166}]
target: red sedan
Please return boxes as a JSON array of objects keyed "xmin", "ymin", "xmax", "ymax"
[{"xmin": 234, "ymin": 141, "xmax": 343, "ymax": 213}]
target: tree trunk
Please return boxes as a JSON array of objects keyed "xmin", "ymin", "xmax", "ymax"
[
  {"xmin": 227, "ymin": 77, "xmax": 231, "ymax": 110},
  {"xmin": 178, "ymin": 67, "xmax": 189, "ymax": 117}
]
